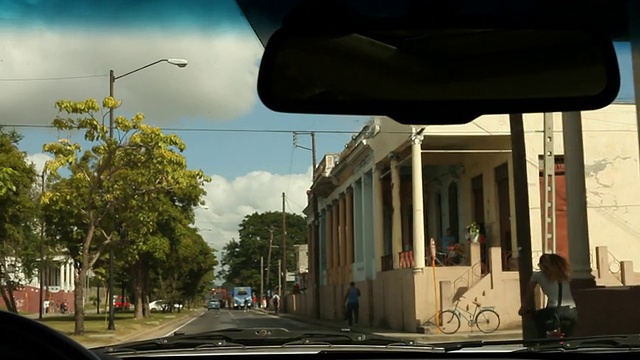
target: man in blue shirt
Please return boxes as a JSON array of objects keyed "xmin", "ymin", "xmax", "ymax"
[
  {"xmin": 442, "ymin": 228, "xmax": 456, "ymax": 250},
  {"xmin": 344, "ymin": 282, "xmax": 361, "ymax": 326}
]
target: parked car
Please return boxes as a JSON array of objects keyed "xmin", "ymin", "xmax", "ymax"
[
  {"xmin": 207, "ymin": 299, "xmax": 220, "ymax": 311},
  {"xmin": 149, "ymin": 300, "xmax": 166, "ymax": 312},
  {"xmin": 149, "ymin": 299, "xmax": 184, "ymax": 312},
  {"xmin": 113, "ymin": 295, "xmax": 130, "ymax": 311}
]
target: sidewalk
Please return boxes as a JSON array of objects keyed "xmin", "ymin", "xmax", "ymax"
[{"xmin": 255, "ymin": 308, "xmax": 522, "ymax": 343}]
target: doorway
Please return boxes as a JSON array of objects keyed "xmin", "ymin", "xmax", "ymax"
[
  {"xmin": 538, "ymin": 157, "xmax": 569, "ymax": 258},
  {"xmin": 495, "ymin": 163, "xmax": 513, "ymax": 269}
]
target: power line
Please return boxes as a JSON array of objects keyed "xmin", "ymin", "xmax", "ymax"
[
  {"xmin": 0, "ymin": 74, "xmax": 107, "ymax": 82},
  {"xmin": 1, "ymin": 123, "xmax": 418, "ymax": 135},
  {"xmin": 10, "ymin": 122, "xmax": 636, "ymax": 136},
  {"xmin": 0, "ymin": 124, "xmax": 365, "ymax": 134}
]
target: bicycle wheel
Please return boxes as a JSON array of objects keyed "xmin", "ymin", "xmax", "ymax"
[
  {"xmin": 437, "ymin": 310, "xmax": 461, "ymax": 334},
  {"xmin": 475, "ymin": 309, "xmax": 500, "ymax": 333}
]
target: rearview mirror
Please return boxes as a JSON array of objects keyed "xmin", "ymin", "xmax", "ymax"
[{"xmin": 257, "ymin": 25, "xmax": 620, "ymax": 124}]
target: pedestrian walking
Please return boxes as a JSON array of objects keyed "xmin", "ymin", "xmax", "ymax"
[{"xmin": 343, "ymin": 282, "xmax": 360, "ymax": 327}]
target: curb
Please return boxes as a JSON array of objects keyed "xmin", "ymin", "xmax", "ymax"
[
  {"xmin": 267, "ymin": 311, "xmax": 521, "ymax": 342},
  {"xmin": 107, "ymin": 309, "xmax": 205, "ymax": 345},
  {"xmin": 130, "ymin": 309, "xmax": 205, "ymax": 341}
]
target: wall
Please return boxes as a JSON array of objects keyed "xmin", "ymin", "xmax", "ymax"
[
  {"xmin": 0, "ymin": 286, "xmax": 75, "ymax": 314},
  {"xmin": 369, "ymin": 105, "xmax": 640, "ymax": 270},
  {"xmin": 522, "ymin": 105, "xmax": 640, "ymax": 269}
]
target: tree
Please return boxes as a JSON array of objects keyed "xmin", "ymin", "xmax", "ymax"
[
  {"xmin": 0, "ymin": 128, "xmax": 39, "ymax": 312},
  {"xmin": 42, "ymin": 98, "xmax": 209, "ymax": 335},
  {"xmin": 152, "ymin": 226, "xmax": 217, "ymax": 311},
  {"xmin": 220, "ymin": 211, "xmax": 306, "ymax": 294},
  {"xmin": 122, "ymin": 190, "xmax": 210, "ymax": 319},
  {"xmin": 114, "ymin": 144, "xmax": 209, "ymax": 319}
]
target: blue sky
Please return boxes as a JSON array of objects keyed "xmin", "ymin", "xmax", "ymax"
[{"xmin": 0, "ymin": 0, "xmax": 636, "ymax": 253}]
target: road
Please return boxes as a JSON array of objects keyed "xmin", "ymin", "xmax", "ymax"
[
  {"xmin": 170, "ymin": 308, "xmax": 337, "ymax": 336},
  {"xmin": 168, "ymin": 309, "xmax": 525, "ymax": 351}
]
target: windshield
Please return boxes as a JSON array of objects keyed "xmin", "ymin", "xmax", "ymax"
[{"xmin": 0, "ymin": 0, "xmax": 638, "ymax": 354}]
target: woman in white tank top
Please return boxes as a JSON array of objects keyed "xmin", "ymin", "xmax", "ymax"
[{"xmin": 518, "ymin": 253, "xmax": 578, "ymax": 338}]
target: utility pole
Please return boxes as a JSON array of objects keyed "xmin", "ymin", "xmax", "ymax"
[
  {"xmin": 311, "ymin": 131, "xmax": 321, "ymax": 319},
  {"xmin": 260, "ymin": 256, "xmax": 264, "ymax": 302},
  {"xmin": 509, "ymin": 113, "xmax": 536, "ymax": 340},
  {"xmin": 294, "ymin": 131, "xmax": 320, "ymax": 318},
  {"xmin": 542, "ymin": 113, "xmax": 556, "ymax": 254},
  {"xmin": 266, "ymin": 227, "xmax": 274, "ymax": 291},
  {"xmin": 281, "ymin": 192, "xmax": 287, "ymax": 310},
  {"xmin": 107, "ymin": 69, "xmax": 116, "ymax": 331},
  {"xmin": 293, "ymin": 131, "xmax": 317, "ymax": 180},
  {"xmin": 311, "ymin": 132, "xmax": 317, "ymax": 174},
  {"xmin": 38, "ymin": 170, "xmax": 45, "ymax": 320},
  {"xmin": 277, "ymin": 259, "xmax": 282, "ymax": 298}
]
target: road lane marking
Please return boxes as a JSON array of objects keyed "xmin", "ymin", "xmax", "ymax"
[{"xmin": 163, "ymin": 311, "xmax": 206, "ymax": 337}]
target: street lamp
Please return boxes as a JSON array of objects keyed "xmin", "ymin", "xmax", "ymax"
[{"xmin": 107, "ymin": 58, "xmax": 188, "ymax": 331}]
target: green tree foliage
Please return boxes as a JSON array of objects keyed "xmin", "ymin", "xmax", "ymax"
[
  {"xmin": 41, "ymin": 98, "xmax": 210, "ymax": 335},
  {"xmin": 220, "ymin": 211, "xmax": 307, "ymax": 294},
  {"xmin": 0, "ymin": 127, "xmax": 38, "ymax": 312},
  {"xmin": 123, "ymin": 194, "xmax": 216, "ymax": 319}
]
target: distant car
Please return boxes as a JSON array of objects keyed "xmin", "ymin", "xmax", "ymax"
[
  {"xmin": 208, "ymin": 299, "xmax": 220, "ymax": 311},
  {"xmin": 113, "ymin": 295, "xmax": 131, "ymax": 311},
  {"xmin": 149, "ymin": 300, "xmax": 184, "ymax": 312},
  {"xmin": 149, "ymin": 300, "xmax": 167, "ymax": 312}
]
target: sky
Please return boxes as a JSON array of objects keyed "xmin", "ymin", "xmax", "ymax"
[{"xmin": 0, "ymin": 0, "xmax": 636, "ymax": 274}]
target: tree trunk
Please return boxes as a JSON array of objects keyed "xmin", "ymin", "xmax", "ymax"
[
  {"xmin": 142, "ymin": 265, "xmax": 150, "ymax": 318},
  {"xmin": 133, "ymin": 261, "xmax": 144, "ymax": 320},
  {"xmin": 74, "ymin": 267, "xmax": 86, "ymax": 335},
  {"xmin": 0, "ymin": 260, "xmax": 18, "ymax": 313},
  {"xmin": 0, "ymin": 285, "xmax": 17, "ymax": 313},
  {"xmin": 7, "ymin": 284, "xmax": 17, "ymax": 312}
]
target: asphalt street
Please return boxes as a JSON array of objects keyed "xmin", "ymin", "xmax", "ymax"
[
  {"xmin": 160, "ymin": 309, "xmax": 526, "ymax": 351},
  {"xmin": 168, "ymin": 308, "xmax": 339, "ymax": 336}
]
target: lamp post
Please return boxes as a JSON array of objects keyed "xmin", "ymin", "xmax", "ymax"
[{"xmin": 107, "ymin": 58, "xmax": 188, "ymax": 331}]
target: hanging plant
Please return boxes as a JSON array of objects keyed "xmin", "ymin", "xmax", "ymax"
[{"xmin": 466, "ymin": 222, "xmax": 480, "ymax": 243}]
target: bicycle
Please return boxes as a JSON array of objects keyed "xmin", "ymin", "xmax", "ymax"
[
  {"xmin": 437, "ymin": 296, "xmax": 501, "ymax": 334},
  {"xmin": 520, "ymin": 308, "xmax": 574, "ymax": 340}
]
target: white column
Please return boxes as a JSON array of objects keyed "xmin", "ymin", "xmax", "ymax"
[
  {"xmin": 390, "ymin": 153, "xmax": 402, "ymax": 269},
  {"xmin": 411, "ymin": 128, "xmax": 426, "ymax": 271},
  {"xmin": 373, "ymin": 168, "xmax": 385, "ymax": 273},
  {"xmin": 69, "ymin": 263, "xmax": 73, "ymax": 290},
  {"xmin": 630, "ymin": 1, "xmax": 640, "ymax": 174},
  {"xmin": 61, "ymin": 263, "xmax": 66, "ymax": 290},
  {"xmin": 66, "ymin": 263, "xmax": 72, "ymax": 290},
  {"xmin": 59, "ymin": 261, "xmax": 64, "ymax": 288},
  {"xmin": 562, "ymin": 112, "xmax": 595, "ymax": 284}
]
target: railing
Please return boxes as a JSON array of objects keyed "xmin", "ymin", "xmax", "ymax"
[
  {"xmin": 451, "ymin": 261, "xmax": 487, "ymax": 299},
  {"xmin": 502, "ymin": 250, "xmax": 517, "ymax": 271},
  {"xmin": 381, "ymin": 254, "xmax": 393, "ymax": 272},
  {"xmin": 399, "ymin": 250, "xmax": 414, "ymax": 268}
]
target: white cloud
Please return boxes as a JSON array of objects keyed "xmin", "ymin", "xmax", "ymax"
[
  {"xmin": 26, "ymin": 152, "xmax": 53, "ymax": 174},
  {"xmin": 0, "ymin": 29, "xmax": 264, "ymax": 126},
  {"xmin": 196, "ymin": 168, "xmax": 313, "ymax": 257}
]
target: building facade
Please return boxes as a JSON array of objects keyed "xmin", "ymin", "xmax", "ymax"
[{"xmin": 288, "ymin": 104, "xmax": 640, "ymax": 334}]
